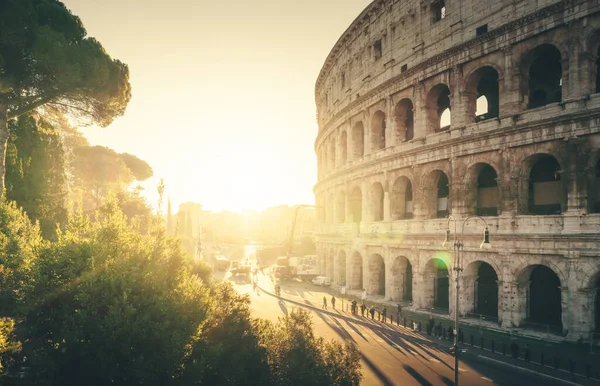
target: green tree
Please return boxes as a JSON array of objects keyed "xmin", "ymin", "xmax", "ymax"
[
  {"xmin": 0, "ymin": 0, "xmax": 131, "ymax": 196},
  {"xmin": 5, "ymin": 114, "xmax": 68, "ymax": 239},
  {"xmin": 71, "ymin": 146, "xmax": 152, "ymax": 212}
]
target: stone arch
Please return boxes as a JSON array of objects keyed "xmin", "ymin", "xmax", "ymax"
[
  {"xmin": 352, "ymin": 121, "xmax": 365, "ymax": 158},
  {"xmin": 423, "ymin": 257, "xmax": 450, "ymax": 311},
  {"xmin": 519, "ymin": 44, "xmax": 563, "ymax": 109},
  {"xmin": 463, "ymin": 66, "xmax": 500, "ymax": 123},
  {"xmin": 350, "ymin": 186, "xmax": 362, "ymax": 222},
  {"xmin": 516, "ymin": 264, "xmax": 563, "ymax": 329},
  {"xmin": 337, "ymin": 190, "xmax": 346, "ymax": 223},
  {"xmin": 463, "ymin": 261, "xmax": 499, "ymax": 318},
  {"xmin": 340, "ymin": 130, "xmax": 348, "ymax": 164},
  {"xmin": 350, "ymin": 252, "xmax": 363, "ymax": 290},
  {"xmin": 425, "ymin": 83, "xmax": 451, "ymax": 132},
  {"xmin": 337, "ymin": 250, "xmax": 347, "ymax": 286},
  {"xmin": 394, "ymin": 98, "xmax": 414, "ymax": 142},
  {"xmin": 370, "ymin": 110, "xmax": 386, "ymax": 151},
  {"xmin": 391, "ymin": 176, "xmax": 414, "ymax": 220},
  {"xmin": 370, "ymin": 182, "xmax": 384, "ymax": 221},
  {"xmin": 368, "ymin": 253, "xmax": 385, "ymax": 296},
  {"xmin": 465, "ymin": 163, "xmax": 499, "ymax": 216},
  {"xmin": 390, "ymin": 256, "xmax": 413, "ymax": 302},
  {"xmin": 520, "ymin": 154, "xmax": 565, "ymax": 215}
]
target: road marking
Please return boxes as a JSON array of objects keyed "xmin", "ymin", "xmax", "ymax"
[
  {"xmin": 480, "ymin": 376, "xmax": 493, "ymax": 382},
  {"xmin": 476, "ymin": 355, "xmax": 582, "ymax": 386}
]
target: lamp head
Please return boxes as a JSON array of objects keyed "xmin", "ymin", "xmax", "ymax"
[
  {"xmin": 442, "ymin": 228, "xmax": 450, "ymax": 248},
  {"xmin": 480, "ymin": 227, "xmax": 492, "ymax": 250}
]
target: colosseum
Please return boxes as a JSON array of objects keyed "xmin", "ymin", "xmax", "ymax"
[{"xmin": 313, "ymin": 0, "xmax": 600, "ymax": 342}]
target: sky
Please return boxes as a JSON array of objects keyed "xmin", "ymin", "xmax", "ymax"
[{"xmin": 62, "ymin": 0, "xmax": 372, "ymax": 213}]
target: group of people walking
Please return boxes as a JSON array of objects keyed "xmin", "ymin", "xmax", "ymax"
[{"xmin": 321, "ymin": 296, "xmax": 404, "ymax": 324}]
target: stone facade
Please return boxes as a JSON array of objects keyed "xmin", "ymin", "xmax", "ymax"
[{"xmin": 313, "ymin": 0, "xmax": 600, "ymax": 341}]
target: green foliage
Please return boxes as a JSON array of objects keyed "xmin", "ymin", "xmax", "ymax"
[
  {"xmin": 71, "ymin": 145, "xmax": 153, "ymax": 212},
  {"xmin": 0, "ymin": 318, "xmax": 20, "ymax": 374},
  {"xmin": 0, "ymin": 0, "xmax": 131, "ymax": 126},
  {"xmin": 5, "ymin": 114, "xmax": 68, "ymax": 239},
  {"xmin": 0, "ymin": 200, "xmax": 43, "ymax": 315},
  {"xmin": 4, "ymin": 200, "xmax": 361, "ymax": 385}
]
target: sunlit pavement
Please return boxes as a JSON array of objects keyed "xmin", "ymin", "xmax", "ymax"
[{"xmin": 223, "ymin": 271, "xmax": 574, "ymax": 386}]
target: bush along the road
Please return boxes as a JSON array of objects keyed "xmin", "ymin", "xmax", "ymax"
[{"xmin": 0, "ymin": 197, "xmax": 361, "ymax": 386}]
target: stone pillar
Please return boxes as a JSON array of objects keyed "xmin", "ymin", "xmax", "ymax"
[
  {"xmin": 561, "ymin": 287, "xmax": 571, "ymax": 337},
  {"xmin": 413, "ymin": 82, "xmax": 428, "ymax": 138},
  {"xmin": 412, "ymin": 270, "xmax": 427, "ymax": 309},
  {"xmin": 501, "ymin": 45, "xmax": 522, "ymax": 116},
  {"xmin": 459, "ymin": 273, "xmax": 476, "ymax": 316},
  {"xmin": 500, "ymin": 280, "xmax": 520, "ymax": 328},
  {"xmin": 450, "ymin": 66, "xmax": 464, "ymax": 129},
  {"xmin": 579, "ymin": 51, "xmax": 597, "ymax": 96},
  {"xmin": 575, "ymin": 289, "xmax": 596, "ymax": 339},
  {"xmin": 460, "ymin": 91, "xmax": 477, "ymax": 126},
  {"xmin": 385, "ymin": 96, "xmax": 394, "ymax": 147},
  {"xmin": 383, "ymin": 191, "xmax": 391, "ymax": 221}
]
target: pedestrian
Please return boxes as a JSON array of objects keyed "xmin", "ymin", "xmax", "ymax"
[
  {"xmin": 322, "ymin": 296, "xmax": 328, "ymax": 310},
  {"xmin": 361, "ymin": 302, "xmax": 366, "ymax": 317},
  {"xmin": 369, "ymin": 306, "xmax": 375, "ymax": 319},
  {"xmin": 397, "ymin": 303, "xmax": 402, "ymax": 317},
  {"xmin": 447, "ymin": 325, "xmax": 453, "ymax": 341},
  {"xmin": 352, "ymin": 300, "xmax": 357, "ymax": 314},
  {"xmin": 524, "ymin": 343, "xmax": 531, "ymax": 362},
  {"xmin": 510, "ymin": 341, "xmax": 519, "ymax": 360},
  {"xmin": 331, "ymin": 296, "xmax": 336, "ymax": 309},
  {"xmin": 382, "ymin": 307, "xmax": 387, "ymax": 323}
]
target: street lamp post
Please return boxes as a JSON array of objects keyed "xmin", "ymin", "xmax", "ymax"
[{"xmin": 442, "ymin": 215, "xmax": 491, "ymax": 386}]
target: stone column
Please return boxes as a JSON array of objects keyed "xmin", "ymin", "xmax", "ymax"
[
  {"xmin": 450, "ymin": 66, "xmax": 464, "ymax": 130},
  {"xmin": 412, "ymin": 270, "xmax": 426, "ymax": 310},
  {"xmin": 579, "ymin": 51, "xmax": 597, "ymax": 96},
  {"xmin": 501, "ymin": 45, "xmax": 522, "ymax": 116},
  {"xmin": 383, "ymin": 191, "xmax": 391, "ymax": 221},
  {"xmin": 413, "ymin": 82, "xmax": 428, "ymax": 138},
  {"xmin": 499, "ymin": 280, "xmax": 520, "ymax": 328}
]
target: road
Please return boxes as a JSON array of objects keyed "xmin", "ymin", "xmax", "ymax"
[{"xmin": 225, "ymin": 273, "xmax": 569, "ymax": 386}]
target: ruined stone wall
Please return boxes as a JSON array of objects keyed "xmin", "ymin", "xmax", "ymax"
[{"xmin": 314, "ymin": 0, "xmax": 600, "ymax": 341}]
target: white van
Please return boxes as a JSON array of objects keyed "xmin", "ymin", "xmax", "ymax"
[{"xmin": 312, "ymin": 276, "xmax": 331, "ymax": 286}]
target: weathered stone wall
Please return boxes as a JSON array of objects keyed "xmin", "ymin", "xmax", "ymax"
[{"xmin": 314, "ymin": 0, "xmax": 600, "ymax": 341}]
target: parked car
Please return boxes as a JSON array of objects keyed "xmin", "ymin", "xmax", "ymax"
[{"xmin": 312, "ymin": 276, "xmax": 331, "ymax": 286}]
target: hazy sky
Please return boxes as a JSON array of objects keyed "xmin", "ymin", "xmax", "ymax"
[{"xmin": 62, "ymin": 0, "xmax": 372, "ymax": 213}]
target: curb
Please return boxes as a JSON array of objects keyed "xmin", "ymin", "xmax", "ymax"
[{"xmin": 252, "ymin": 276, "xmax": 596, "ymax": 386}]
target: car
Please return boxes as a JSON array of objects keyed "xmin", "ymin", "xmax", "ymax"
[{"xmin": 312, "ymin": 276, "xmax": 331, "ymax": 286}]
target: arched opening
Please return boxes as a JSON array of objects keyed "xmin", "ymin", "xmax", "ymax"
[
  {"xmin": 476, "ymin": 165, "xmax": 498, "ymax": 216},
  {"xmin": 340, "ymin": 131, "xmax": 348, "ymax": 164},
  {"xmin": 464, "ymin": 262, "xmax": 499, "ymax": 318},
  {"xmin": 426, "ymin": 84, "xmax": 451, "ymax": 132},
  {"xmin": 437, "ymin": 172, "xmax": 450, "ymax": 218},
  {"xmin": 528, "ymin": 155, "xmax": 563, "ymax": 215},
  {"xmin": 368, "ymin": 254, "xmax": 385, "ymax": 296},
  {"xmin": 337, "ymin": 251, "xmax": 346, "ymax": 286},
  {"xmin": 371, "ymin": 110, "xmax": 386, "ymax": 151},
  {"xmin": 350, "ymin": 252, "xmax": 363, "ymax": 290},
  {"xmin": 352, "ymin": 122, "xmax": 365, "ymax": 158},
  {"xmin": 520, "ymin": 265, "xmax": 562, "ymax": 329},
  {"xmin": 394, "ymin": 98, "xmax": 414, "ymax": 142},
  {"xmin": 337, "ymin": 191, "xmax": 346, "ymax": 223},
  {"xmin": 465, "ymin": 66, "xmax": 500, "ymax": 122},
  {"xmin": 391, "ymin": 177, "xmax": 413, "ymax": 220},
  {"xmin": 424, "ymin": 258, "xmax": 450, "ymax": 310},
  {"xmin": 432, "ymin": 0, "xmax": 446, "ymax": 22},
  {"xmin": 525, "ymin": 44, "xmax": 562, "ymax": 109},
  {"xmin": 350, "ymin": 187, "xmax": 362, "ymax": 222},
  {"xmin": 391, "ymin": 256, "xmax": 413, "ymax": 302},
  {"xmin": 371, "ymin": 182, "xmax": 384, "ymax": 221}
]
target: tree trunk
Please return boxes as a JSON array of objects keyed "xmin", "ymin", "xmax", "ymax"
[{"xmin": 0, "ymin": 104, "xmax": 9, "ymax": 198}]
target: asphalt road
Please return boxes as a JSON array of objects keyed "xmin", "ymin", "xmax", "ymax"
[{"xmin": 226, "ymin": 274, "xmax": 570, "ymax": 386}]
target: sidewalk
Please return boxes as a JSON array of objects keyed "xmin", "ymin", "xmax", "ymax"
[{"xmin": 255, "ymin": 270, "xmax": 600, "ymax": 385}]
